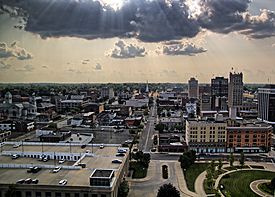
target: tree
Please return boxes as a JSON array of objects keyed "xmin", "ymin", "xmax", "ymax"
[
  {"xmin": 229, "ymin": 153, "xmax": 234, "ymax": 167},
  {"xmin": 239, "ymin": 152, "xmax": 245, "ymax": 167},
  {"xmin": 157, "ymin": 183, "xmax": 180, "ymax": 197},
  {"xmin": 179, "ymin": 150, "xmax": 196, "ymax": 169},
  {"xmin": 270, "ymin": 177, "xmax": 275, "ymax": 189},
  {"xmin": 117, "ymin": 180, "xmax": 129, "ymax": 197},
  {"xmin": 218, "ymin": 159, "xmax": 223, "ymax": 171},
  {"xmin": 155, "ymin": 123, "xmax": 165, "ymax": 132}
]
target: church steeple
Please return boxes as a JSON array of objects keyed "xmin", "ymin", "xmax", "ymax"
[{"xmin": 4, "ymin": 92, "xmax": 12, "ymax": 104}]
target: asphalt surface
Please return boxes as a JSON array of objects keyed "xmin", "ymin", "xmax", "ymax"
[
  {"xmin": 138, "ymin": 101, "xmax": 157, "ymax": 152},
  {"xmin": 129, "ymin": 160, "xmax": 185, "ymax": 197}
]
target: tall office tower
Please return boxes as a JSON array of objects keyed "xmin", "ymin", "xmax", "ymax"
[
  {"xmin": 228, "ymin": 72, "xmax": 243, "ymax": 109},
  {"xmin": 211, "ymin": 77, "xmax": 228, "ymax": 110},
  {"xmin": 188, "ymin": 77, "xmax": 199, "ymax": 99},
  {"xmin": 258, "ymin": 85, "xmax": 275, "ymax": 124}
]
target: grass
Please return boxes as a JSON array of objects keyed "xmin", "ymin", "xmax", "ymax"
[
  {"xmin": 204, "ymin": 179, "xmax": 215, "ymax": 194},
  {"xmin": 220, "ymin": 170, "xmax": 275, "ymax": 197},
  {"xmin": 129, "ymin": 161, "xmax": 148, "ymax": 178},
  {"xmin": 204, "ymin": 169, "xmax": 226, "ymax": 194},
  {"xmin": 259, "ymin": 182, "xmax": 274, "ymax": 195},
  {"xmin": 184, "ymin": 163, "xmax": 210, "ymax": 192}
]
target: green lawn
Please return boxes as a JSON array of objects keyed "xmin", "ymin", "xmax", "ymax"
[
  {"xmin": 259, "ymin": 182, "xmax": 274, "ymax": 195},
  {"xmin": 220, "ymin": 170, "xmax": 275, "ymax": 197},
  {"xmin": 184, "ymin": 163, "xmax": 210, "ymax": 192}
]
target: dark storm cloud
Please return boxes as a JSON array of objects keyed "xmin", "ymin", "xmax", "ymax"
[
  {"xmin": 198, "ymin": 0, "xmax": 275, "ymax": 39},
  {"xmin": 0, "ymin": 0, "xmax": 200, "ymax": 42},
  {"xmin": 1, "ymin": 0, "xmax": 275, "ymax": 42}
]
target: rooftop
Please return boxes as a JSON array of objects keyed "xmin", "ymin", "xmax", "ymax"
[{"xmin": 0, "ymin": 143, "xmax": 128, "ymax": 188}]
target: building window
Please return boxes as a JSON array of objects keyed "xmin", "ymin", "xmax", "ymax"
[
  {"xmin": 26, "ymin": 192, "xmax": 32, "ymax": 197},
  {"xmin": 74, "ymin": 194, "xmax": 79, "ymax": 197},
  {"xmin": 65, "ymin": 193, "xmax": 70, "ymax": 197},
  {"xmin": 92, "ymin": 195, "xmax": 97, "ymax": 197},
  {"xmin": 45, "ymin": 192, "xmax": 51, "ymax": 197},
  {"xmin": 55, "ymin": 193, "xmax": 61, "ymax": 197},
  {"xmin": 101, "ymin": 195, "xmax": 106, "ymax": 197},
  {"xmin": 83, "ymin": 194, "xmax": 88, "ymax": 197},
  {"xmin": 35, "ymin": 192, "xmax": 41, "ymax": 197}
]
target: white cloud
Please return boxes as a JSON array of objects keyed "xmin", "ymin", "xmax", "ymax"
[
  {"xmin": 0, "ymin": 41, "xmax": 33, "ymax": 60},
  {"xmin": 159, "ymin": 42, "xmax": 207, "ymax": 56},
  {"xmin": 0, "ymin": 61, "xmax": 11, "ymax": 70},
  {"xmin": 15, "ymin": 64, "xmax": 34, "ymax": 72},
  {"xmin": 108, "ymin": 40, "xmax": 147, "ymax": 59}
]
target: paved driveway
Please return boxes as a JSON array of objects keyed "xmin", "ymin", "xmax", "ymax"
[{"xmin": 128, "ymin": 160, "xmax": 197, "ymax": 197}]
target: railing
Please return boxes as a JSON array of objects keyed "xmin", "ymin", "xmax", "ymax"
[{"xmin": 0, "ymin": 163, "xmax": 81, "ymax": 169}]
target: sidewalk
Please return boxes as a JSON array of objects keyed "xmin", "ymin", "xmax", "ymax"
[
  {"xmin": 194, "ymin": 171, "xmax": 207, "ymax": 197},
  {"xmin": 174, "ymin": 162, "xmax": 198, "ymax": 197},
  {"xmin": 250, "ymin": 180, "xmax": 273, "ymax": 197}
]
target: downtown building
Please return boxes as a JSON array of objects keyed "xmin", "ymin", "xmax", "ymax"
[
  {"xmin": 211, "ymin": 77, "xmax": 228, "ymax": 111},
  {"xmin": 227, "ymin": 121, "xmax": 272, "ymax": 153},
  {"xmin": 258, "ymin": 85, "xmax": 275, "ymax": 125},
  {"xmin": 0, "ymin": 142, "xmax": 129, "ymax": 197},
  {"xmin": 186, "ymin": 115, "xmax": 227, "ymax": 153},
  {"xmin": 228, "ymin": 72, "xmax": 243, "ymax": 111},
  {"xmin": 188, "ymin": 77, "xmax": 199, "ymax": 99}
]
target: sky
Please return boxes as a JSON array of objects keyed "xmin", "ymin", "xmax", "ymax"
[{"xmin": 0, "ymin": 0, "xmax": 275, "ymax": 84}]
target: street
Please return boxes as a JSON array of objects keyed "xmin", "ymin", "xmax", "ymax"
[{"xmin": 138, "ymin": 100, "xmax": 158, "ymax": 153}]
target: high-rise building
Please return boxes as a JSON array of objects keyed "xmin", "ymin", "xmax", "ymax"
[
  {"xmin": 211, "ymin": 77, "xmax": 228, "ymax": 110},
  {"xmin": 258, "ymin": 85, "xmax": 275, "ymax": 124},
  {"xmin": 188, "ymin": 77, "xmax": 199, "ymax": 99},
  {"xmin": 228, "ymin": 72, "xmax": 243, "ymax": 108},
  {"xmin": 101, "ymin": 87, "xmax": 114, "ymax": 99}
]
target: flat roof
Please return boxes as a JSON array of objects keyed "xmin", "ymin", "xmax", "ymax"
[{"xmin": 0, "ymin": 143, "xmax": 128, "ymax": 188}]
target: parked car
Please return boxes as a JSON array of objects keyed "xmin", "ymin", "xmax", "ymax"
[
  {"xmin": 99, "ymin": 144, "xmax": 104, "ymax": 149},
  {"xmin": 116, "ymin": 153, "xmax": 125, "ymax": 157},
  {"xmin": 32, "ymin": 166, "xmax": 42, "ymax": 173},
  {"xmin": 11, "ymin": 154, "xmax": 20, "ymax": 159},
  {"xmin": 24, "ymin": 178, "xmax": 32, "ymax": 184},
  {"xmin": 52, "ymin": 166, "xmax": 61, "ymax": 173},
  {"xmin": 59, "ymin": 179, "xmax": 68, "ymax": 185},
  {"xmin": 112, "ymin": 159, "xmax": 122, "ymax": 164},
  {"xmin": 151, "ymin": 148, "xmax": 157, "ymax": 152},
  {"xmin": 32, "ymin": 179, "xmax": 39, "ymax": 184},
  {"xmin": 43, "ymin": 157, "xmax": 49, "ymax": 162},
  {"xmin": 58, "ymin": 159, "xmax": 65, "ymax": 164},
  {"xmin": 16, "ymin": 179, "xmax": 25, "ymax": 184},
  {"xmin": 117, "ymin": 148, "xmax": 127, "ymax": 153},
  {"xmin": 13, "ymin": 144, "xmax": 20, "ymax": 148}
]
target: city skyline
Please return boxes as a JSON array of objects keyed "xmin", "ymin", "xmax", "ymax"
[{"xmin": 0, "ymin": 0, "xmax": 275, "ymax": 83}]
